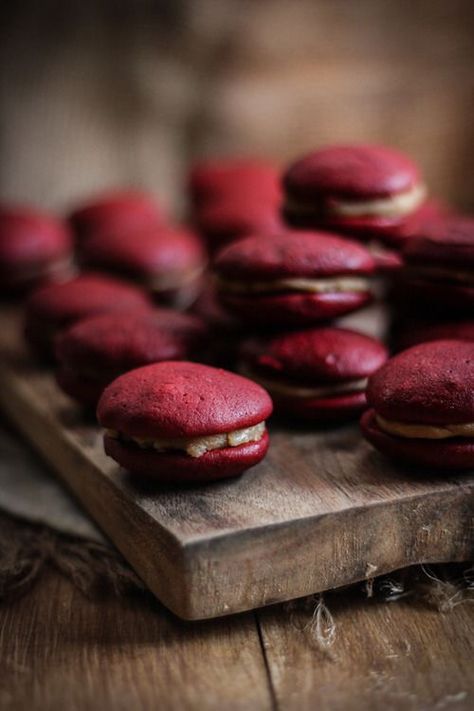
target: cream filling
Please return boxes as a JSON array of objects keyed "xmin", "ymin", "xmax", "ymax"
[
  {"xmin": 330, "ymin": 183, "xmax": 426, "ymax": 218},
  {"xmin": 376, "ymin": 414, "xmax": 474, "ymax": 440},
  {"xmin": 406, "ymin": 265, "xmax": 474, "ymax": 285},
  {"xmin": 285, "ymin": 183, "xmax": 426, "ymax": 219},
  {"xmin": 240, "ymin": 364, "xmax": 367, "ymax": 399},
  {"xmin": 106, "ymin": 421, "xmax": 266, "ymax": 458},
  {"xmin": 217, "ymin": 275, "xmax": 370, "ymax": 295}
]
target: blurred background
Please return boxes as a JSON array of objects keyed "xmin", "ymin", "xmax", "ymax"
[{"xmin": 1, "ymin": 0, "xmax": 473, "ymax": 215}]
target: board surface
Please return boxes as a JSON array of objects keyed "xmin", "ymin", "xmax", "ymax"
[{"xmin": 0, "ymin": 307, "xmax": 473, "ymax": 620}]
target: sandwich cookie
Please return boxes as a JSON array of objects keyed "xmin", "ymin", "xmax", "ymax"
[
  {"xmin": 282, "ymin": 145, "xmax": 426, "ymax": 237},
  {"xmin": 0, "ymin": 206, "xmax": 73, "ymax": 293},
  {"xmin": 401, "ymin": 217, "xmax": 474, "ymax": 313},
  {"xmin": 56, "ymin": 308, "xmax": 208, "ymax": 407},
  {"xmin": 25, "ymin": 273, "xmax": 152, "ymax": 359},
  {"xmin": 69, "ymin": 189, "xmax": 162, "ymax": 243},
  {"xmin": 189, "ymin": 159, "xmax": 280, "ymax": 207},
  {"xmin": 241, "ymin": 327, "xmax": 387, "ymax": 421},
  {"xmin": 214, "ymin": 230, "xmax": 376, "ymax": 326},
  {"xmin": 361, "ymin": 340, "xmax": 474, "ymax": 469},
  {"xmin": 81, "ymin": 226, "xmax": 206, "ymax": 307},
  {"xmin": 97, "ymin": 361, "xmax": 273, "ymax": 483}
]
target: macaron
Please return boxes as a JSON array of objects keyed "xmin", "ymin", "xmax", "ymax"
[
  {"xmin": 189, "ymin": 159, "xmax": 280, "ymax": 207},
  {"xmin": 240, "ymin": 327, "xmax": 387, "ymax": 421},
  {"xmin": 97, "ymin": 361, "xmax": 273, "ymax": 483},
  {"xmin": 401, "ymin": 217, "xmax": 474, "ymax": 313},
  {"xmin": 81, "ymin": 226, "xmax": 206, "ymax": 307},
  {"xmin": 55, "ymin": 308, "xmax": 208, "ymax": 407},
  {"xmin": 25, "ymin": 273, "xmax": 152, "ymax": 359},
  {"xmin": 214, "ymin": 230, "xmax": 376, "ymax": 327},
  {"xmin": 282, "ymin": 145, "xmax": 426, "ymax": 237},
  {"xmin": 69, "ymin": 189, "xmax": 162, "ymax": 242},
  {"xmin": 195, "ymin": 195, "xmax": 283, "ymax": 252},
  {"xmin": 361, "ymin": 340, "xmax": 474, "ymax": 470},
  {"xmin": 0, "ymin": 206, "xmax": 73, "ymax": 293}
]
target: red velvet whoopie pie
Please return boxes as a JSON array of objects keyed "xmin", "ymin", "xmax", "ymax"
[
  {"xmin": 0, "ymin": 206, "xmax": 73, "ymax": 293},
  {"xmin": 97, "ymin": 361, "xmax": 273, "ymax": 484},
  {"xmin": 69, "ymin": 189, "xmax": 162, "ymax": 243},
  {"xmin": 282, "ymin": 145, "xmax": 426, "ymax": 238},
  {"xmin": 25, "ymin": 273, "xmax": 152, "ymax": 359},
  {"xmin": 55, "ymin": 308, "xmax": 207, "ymax": 407},
  {"xmin": 214, "ymin": 230, "xmax": 376, "ymax": 327},
  {"xmin": 81, "ymin": 225, "xmax": 206, "ymax": 308},
  {"xmin": 189, "ymin": 158, "xmax": 280, "ymax": 207},
  {"xmin": 241, "ymin": 327, "xmax": 387, "ymax": 421},
  {"xmin": 361, "ymin": 340, "xmax": 474, "ymax": 470},
  {"xmin": 401, "ymin": 217, "xmax": 474, "ymax": 313}
]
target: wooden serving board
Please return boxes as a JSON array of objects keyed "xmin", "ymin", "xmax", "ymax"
[{"xmin": 0, "ymin": 307, "xmax": 473, "ymax": 620}]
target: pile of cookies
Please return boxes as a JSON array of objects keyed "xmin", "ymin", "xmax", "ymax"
[{"xmin": 1, "ymin": 144, "xmax": 473, "ymax": 482}]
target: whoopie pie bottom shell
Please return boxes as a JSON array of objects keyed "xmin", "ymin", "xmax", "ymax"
[
  {"xmin": 220, "ymin": 291, "xmax": 373, "ymax": 327},
  {"xmin": 403, "ymin": 279, "xmax": 474, "ymax": 313},
  {"xmin": 56, "ymin": 368, "xmax": 105, "ymax": 408},
  {"xmin": 361, "ymin": 409, "xmax": 474, "ymax": 471},
  {"xmin": 103, "ymin": 430, "xmax": 270, "ymax": 484},
  {"xmin": 271, "ymin": 391, "xmax": 367, "ymax": 421}
]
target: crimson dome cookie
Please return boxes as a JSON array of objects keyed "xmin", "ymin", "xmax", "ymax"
[
  {"xmin": 282, "ymin": 145, "xmax": 426, "ymax": 237},
  {"xmin": 189, "ymin": 159, "xmax": 280, "ymax": 207},
  {"xmin": 81, "ymin": 226, "xmax": 206, "ymax": 307},
  {"xmin": 241, "ymin": 327, "xmax": 387, "ymax": 421},
  {"xmin": 97, "ymin": 361, "xmax": 273, "ymax": 483},
  {"xmin": 361, "ymin": 340, "xmax": 474, "ymax": 470},
  {"xmin": 401, "ymin": 217, "xmax": 474, "ymax": 313},
  {"xmin": 55, "ymin": 309, "xmax": 207, "ymax": 406},
  {"xmin": 25, "ymin": 273, "xmax": 152, "ymax": 358},
  {"xmin": 214, "ymin": 230, "xmax": 375, "ymax": 326},
  {"xmin": 69, "ymin": 189, "xmax": 162, "ymax": 242},
  {"xmin": 0, "ymin": 206, "xmax": 73, "ymax": 292}
]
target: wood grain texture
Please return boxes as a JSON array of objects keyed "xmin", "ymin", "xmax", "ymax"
[
  {"xmin": 0, "ymin": 573, "xmax": 272, "ymax": 711},
  {"xmin": 1, "ymin": 306, "xmax": 473, "ymax": 620},
  {"xmin": 258, "ymin": 589, "xmax": 474, "ymax": 711}
]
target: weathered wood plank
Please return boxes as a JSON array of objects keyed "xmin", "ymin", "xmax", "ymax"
[{"xmin": 0, "ymin": 307, "xmax": 473, "ymax": 619}]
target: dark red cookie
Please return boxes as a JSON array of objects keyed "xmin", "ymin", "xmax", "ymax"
[
  {"xmin": 69, "ymin": 189, "xmax": 162, "ymax": 242},
  {"xmin": 214, "ymin": 230, "xmax": 375, "ymax": 326},
  {"xmin": 25, "ymin": 273, "xmax": 152, "ymax": 359},
  {"xmin": 195, "ymin": 196, "xmax": 283, "ymax": 252},
  {"xmin": 81, "ymin": 226, "xmax": 206, "ymax": 308},
  {"xmin": 361, "ymin": 340, "xmax": 474, "ymax": 469},
  {"xmin": 189, "ymin": 159, "xmax": 280, "ymax": 207},
  {"xmin": 401, "ymin": 217, "xmax": 474, "ymax": 313},
  {"xmin": 282, "ymin": 145, "xmax": 426, "ymax": 237},
  {"xmin": 0, "ymin": 206, "xmax": 73, "ymax": 292},
  {"xmin": 378, "ymin": 198, "xmax": 451, "ymax": 248},
  {"xmin": 97, "ymin": 361, "xmax": 273, "ymax": 483},
  {"xmin": 55, "ymin": 309, "xmax": 208, "ymax": 406},
  {"xmin": 241, "ymin": 327, "xmax": 387, "ymax": 421}
]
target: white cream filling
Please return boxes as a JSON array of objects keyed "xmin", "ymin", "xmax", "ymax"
[
  {"xmin": 240, "ymin": 365, "xmax": 367, "ymax": 399},
  {"xmin": 217, "ymin": 275, "xmax": 370, "ymax": 295},
  {"xmin": 106, "ymin": 421, "xmax": 266, "ymax": 458},
  {"xmin": 375, "ymin": 414, "xmax": 474, "ymax": 440},
  {"xmin": 330, "ymin": 183, "xmax": 426, "ymax": 218}
]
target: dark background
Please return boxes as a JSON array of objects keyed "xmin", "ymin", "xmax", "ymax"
[{"xmin": 1, "ymin": 0, "xmax": 473, "ymax": 215}]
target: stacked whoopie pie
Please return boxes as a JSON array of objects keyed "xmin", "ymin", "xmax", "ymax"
[{"xmin": 12, "ymin": 144, "xmax": 474, "ymax": 482}]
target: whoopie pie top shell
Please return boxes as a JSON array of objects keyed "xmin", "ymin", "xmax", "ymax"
[
  {"xmin": 366, "ymin": 340, "xmax": 474, "ymax": 425},
  {"xmin": 189, "ymin": 159, "xmax": 279, "ymax": 203},
  {"xmin": 243, "ymin": 328, "xmax": 388, "ymax": 384},
  {"xmin": 82, "ymin": 226, "xmax": 205, "ymax": 276},
  {"xmin": 69, "ymin": 190, "xmax": 162, "ymax": 237},
  {"xmin": 196, "ymin": 197, "xmax": 282, "ymax": 239},
  {"xmin": 26, "ymin": 273, "xmax": 152, "ymax": 324},
  {"xmin": 283, "ymin": 145, "xmax": 421, "ymax": 200},
  {"xmin": 56, "ymin": 309, "xmax": 207, "ymax": 371},
  {"xmin": 0, "ymin": 207, "xmax": 72, "ymax": 267},
  {"xmin": 214, "ymin": 231, "xmax": 375, "ymax": 281},
  {"xmin": 403, "ymin": 217, "xmax": 474, "ymax": 268},
  {"xmin": 97, "ymin": 361, "xmax": 273, "ymax": 438}
]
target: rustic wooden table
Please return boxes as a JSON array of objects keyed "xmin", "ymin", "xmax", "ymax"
[{"xmin": 1, "ymin": 567, "xmax": 473, "ymax": 710}]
